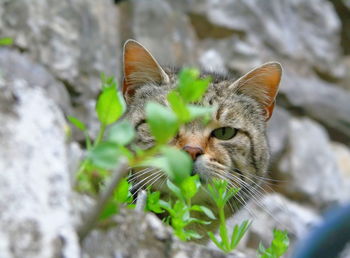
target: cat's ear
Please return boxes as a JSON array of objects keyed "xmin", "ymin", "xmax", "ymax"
[
  {"xmin": 122, "ymin": 39, "xmax": 169, "ymax": 103},
  {"xmin": 233, "ymin": 62, "xmax": 282, "ymax": 121}
]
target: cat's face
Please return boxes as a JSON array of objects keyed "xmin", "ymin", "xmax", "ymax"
[{"xmin": 122, "ymin": 40, "xmax": 281, "ymax": 196}]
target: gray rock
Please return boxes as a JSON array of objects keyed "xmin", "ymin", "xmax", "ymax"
[
  {"xmin": 0, "ymin": 0, "xmax": 119, "ymax": 138},
  {"xmin": 0, "ymin": 80, "xmax": 79, "ymax": 257},
  {"xmin": 226, "ymin": 193, "xmax": 321, "ymax": 255},
  {"xmin": 119, "ymin": 0, "xmax": 198, "ymax": 66},
  {"xmin": 331, "ymin": 142, "xmax": 350, "ymax": 201},
  {"xmin": 189, "ymin": 0, "xmax": 344, "ymax": 80},
  {"xmin": 279, "ymin": 71, "xmax": 350, "ymax": 141},
  {"xmin": 267, "ymin": 107, "xmax": 292, "ymax": 163},
  {"xmin": 199, "ymin": 49, "xmax": 228, "ymax": 74},
  {"xmin": 277, "ymin": 118, "xmax": 345, "ymax": 207},
  {"xmin": 0, "ymin": 48, "xmax": 70, "ymax": 113},
  {"xmin": 0, "ymin": 0, "xmax": 119, "ymax": 94},
  {"xmin": 82, "ymin": 209, "xmax": 245, "ymax": 258}
]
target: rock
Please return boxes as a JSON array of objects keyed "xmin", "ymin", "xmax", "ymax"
[
  {"xmin": 226, "ymin": 193, "xmax": 321, "ymax": 255},
  {"xmin": 119, "ymin": 0, "xmax": 198, "ymax": 66},
  {"xmin": 67, "ymin": 142, "xmax": 84, "ymax": 185},
  {"xmin": 331, "ymin": 142, "xmax": 350, "ymax": 201},
  {"xmin": 0, "ymin": 0, "xmax": 119, "ymax": 138},
  {"xmin": 199, "ymin": 49, "xmax": 228, "ymax": 74},
  {"xmin": 330, "ymin": 0, "xmax": 350, "ymax": 55},
  {"xmin": 266, "ymin": 107, "xmax": 292, "ymax": 164},
  {"xmin": 0, "ymin": 79, "xmax": 79, "ymax": 257},
  {"xmin": 188, "ymin": 0, "xmax": 344, "ymax": 80},
  {"xmin": 277, "ymin": 118, "xmax": 345, "ymax": 207},
  {"xmin": 0, "ymin": 48, "xmax": 70, "ymax": 113},
  {"xmin": 279, "ymin": 71, "xmax": 350, "ymax": 142},
  {"xmin": 82, "ymin": 209, "xmax": 245, "ymax": 258}
]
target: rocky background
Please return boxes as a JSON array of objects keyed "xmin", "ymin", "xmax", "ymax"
[{"xmin": 0, "ymin": 0, "xmax": 350, "ymax": 257}]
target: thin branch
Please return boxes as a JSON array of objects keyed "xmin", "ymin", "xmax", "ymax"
[
  {"xmin": 77, "ymin": 158, "xmax": 129, "ymax": 241},
  {"xmin": 135, "ymin": 190, "xmax": 147, "ymax": 211}
]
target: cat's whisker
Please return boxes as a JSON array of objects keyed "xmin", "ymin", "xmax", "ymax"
[
  {"xmin": 229, "ymin": 171, "xmax": 289, "ymax": 220},
  {"xmin": 249, "ymin": 173, "xmax": 287, "ymax": 183},
  {"xmin": 227, "ymin": 171, "xmax": 270, "ymax": 200},
  {"xmin": 128, "ymin": 169, "xmax": 161, "ymax": 184},
  {"xmin": 217, "ymin": 171, "xmax": 273, "ymax": 221},
  {"xmin": 128, "ymin": 167, "xmax": 155, "ymax": 181},
  {"xmin": 131, "ymin": 171, "xmax": 164, "ymax": 204},
  {"xmin": 226, "ymin": 172, "xmax": 287, "ymax": 227},
  {"xmin": 211, "ymin": 171, "xmax": 258, "ymax": 219},
  {"xmin": 131, "ymin": 170, "xmax": 162, "ymax": 191}
]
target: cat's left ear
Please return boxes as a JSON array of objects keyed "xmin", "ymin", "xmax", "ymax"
[
  {"xmin": 233, "ymin": 62, "xmax": 282, "ymax": 121},
  {"xmin": 123, "ymin": 39, "xmax": 170, "ymax": 103}
]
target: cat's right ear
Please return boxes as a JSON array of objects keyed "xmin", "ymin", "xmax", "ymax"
[
  {"xmin": 232, "ymin": 62, "xmax": 282, "ymax": 121},
  {"xmin": 122, "ymin": 39, "xmax": 169, "ymax": 103}
]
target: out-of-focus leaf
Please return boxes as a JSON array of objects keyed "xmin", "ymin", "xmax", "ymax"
[
  {"xmin": 145, "ymin": 101, "xmax": 178, "ymax": 144},
  {"xmin": 107, "ymin": 120, "xmax": 135, "ymax": 146}
]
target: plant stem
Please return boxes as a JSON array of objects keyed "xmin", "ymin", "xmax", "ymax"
[
  {"xmin": 219, "ymin": 206, "xmax": 229, "ymax": 251},
  {"xmin": 77, "ymin": 158, "xmax": 129, "ymax": 241},
  {"xmin": 94, "ymin": 123, "xmax": 106, "ymax": 147}
]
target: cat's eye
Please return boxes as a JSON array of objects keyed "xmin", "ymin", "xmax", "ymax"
[{"xmin": 211, "ymin": 127, "xmax": 237, "ymax": 140}]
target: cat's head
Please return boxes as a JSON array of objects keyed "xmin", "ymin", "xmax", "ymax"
[{"xmin": 123, "ymin": 39, "xmax": 281, "ymax": 193}]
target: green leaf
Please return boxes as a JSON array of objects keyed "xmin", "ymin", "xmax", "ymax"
[
  {"xmin": 141, "ymin": 156, "xmax": 171, "ymax": 177},
  {"xmin": 107, "ymin": 121, "xmax": 135, "ymax": 146},
  {"xmin": 159, "ymin": 199, "xmax": 172, "ymax": 212},
  {"xmin": 145, "ymin": 102, "xmax": 178, "ymax": 144},
  {"xmin": 99, "ymin": 200, "xmax": 118, "ymax": 220},
  {"xmin": 166, "ymin": 180, "xmax": 183, "ymax": 200},
  {"xmin": 161, "ymin": 147, "xmax": 192, "ymax": 184},
  {"xmin": 167, "ymin": 91, "xmax": 191, "ymax": 123},
  {"xmin": 114, "ymin": 177, "xmax": 131, "ymax": 203},
  {"xmin": 184, "ymin": 230, "xmax": 202, "ymax": 240},
  {"xmin": 177, "ymin": 68, "xmax": 211, "ymax": 102},
  {"xmin": 187, "ymin": 105, "xmax": 215, "ymax": 122},
  {"xmin": 191, "ymin": 205, "xmax": 216, "ymax": 220},
  {"xmin": 67, "ymin": 116, "xmax": 87, "ymax": 131},
  {"xmin": 186, "ymin": 217, "xmax": 211, "ymax": 225},
  {"xmin": 258, "ymin": 229, "xmax": 289, "ymax": 258},
  {"xmin": 0, "ymin": 37, "xmax": 13, "ymax": 46},
  {"xmin": 146, "ymin": 191, "xmax": 164, "ymax": 213},
  {"xmin": 88, "ymin": 142, "xmax": 121, "ymax": 169},
  {"xmin": 179, "ymin": 175, "xmax": 200, "ymax": 200},
  {"xmin": 230, "ymin": 220, "xmax": 251, "ymax": 249},
  {"xmin": 208, "ymin": 232, "xmax": 222, "ymax": 249},
  {"xmin": 96, "ymin": 85, "xmax": 126, "ymax": 125}
]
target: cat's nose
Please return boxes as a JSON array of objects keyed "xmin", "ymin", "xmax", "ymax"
[{"xmin": 183, "ymin": 145, "xmax": 204, "ymax": 161}]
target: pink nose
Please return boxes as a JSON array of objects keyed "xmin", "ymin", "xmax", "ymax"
[{"xmin": 183, "ymin": 145, "xmax": 204, "ymax": 161}]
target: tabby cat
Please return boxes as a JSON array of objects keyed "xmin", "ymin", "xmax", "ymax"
[{"xmin": 122, "ymin": 39, "xmax": 282, "ymax": 240}]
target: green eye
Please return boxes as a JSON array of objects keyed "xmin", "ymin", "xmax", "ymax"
[{"xmin": 211, "ymin": 127, "xmax": 237, "ymax": 140}]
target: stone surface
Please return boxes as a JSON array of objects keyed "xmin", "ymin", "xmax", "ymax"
[
  {"xmin": 0, "ymin": 0, "xmax": 119, "ymax": 138},
  {"xmin": 331, "ymin": 142, "xmax": 350, "ymax": 201},
  {"xmin": 0, "ymin": 48, "xmax": 71, "ymax": 113},
  {"xmin": 277, "ymin": 118, "xmax": 345, "ymax": 207},
  {"xmin": 226, "ymin": 193, "xmax": 321, "ymax": 255},
  {"xmin": 188, "ymin": 0, "xmax": 344, "ymax": 80},
  {"xmin": 119, "ymin": 0, "xmax": 198, "ymax": 66},
  {"xmin": 0, "ymin": 77, "xmax": 79, "ymax": 257},
  {"xmin": 266, "ymin": 107, "xmax": 292, "ymax": 164},
  {"xmin": 82, "ymin": 209, "xmax": 245, "ymax": 258},
  {"xmin": 279, "ymin": 71, "xmax": 350, "ymax": 141}
]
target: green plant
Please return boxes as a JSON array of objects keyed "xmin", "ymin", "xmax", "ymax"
[
  {"xmin": 207, "ymin": 179, "xmax": 251, "ymax": 253},
  {"xmin": 0, "ymin": 37, "xmax": 13, "ymax": 46},
  {"xmin": 258, "ymin": 229, "xmax": 289, "ymax": 258}
]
